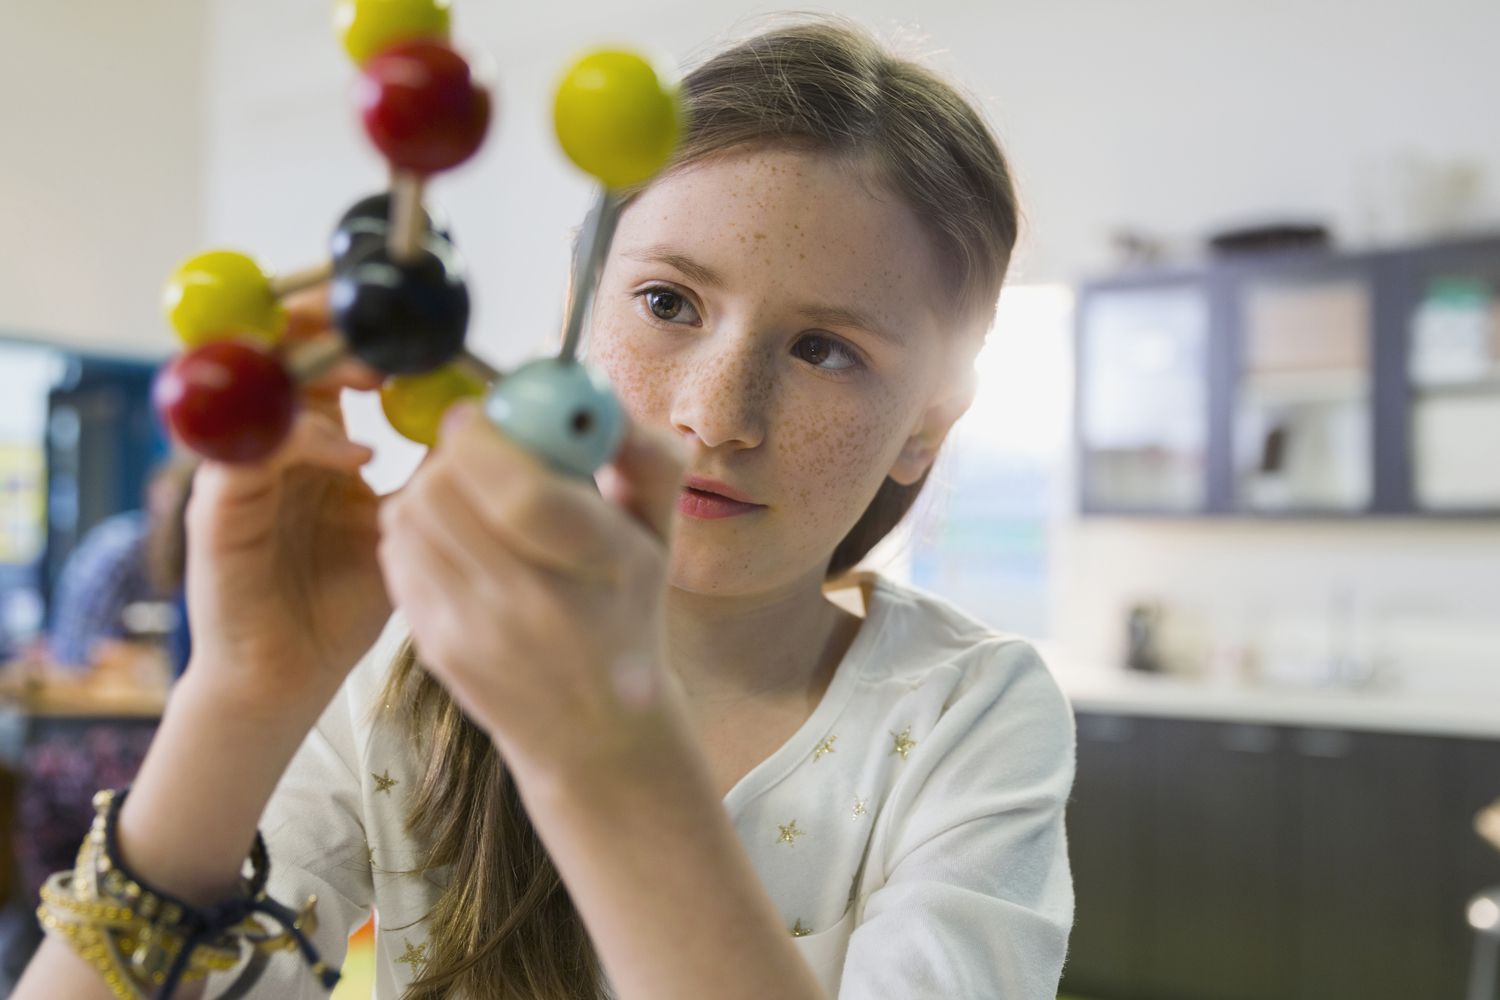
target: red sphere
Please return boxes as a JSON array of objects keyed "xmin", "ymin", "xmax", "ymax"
[
  {"xmin": 154, "ymin": 341, "xmax": 297, "ymax": 463},
  {"xmin": 358, "ymin": 40, "xmax": 492, "ymax": 174}
]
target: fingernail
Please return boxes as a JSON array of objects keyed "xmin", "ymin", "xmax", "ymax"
[
  {"xmin": 609, "ymin": 653, "xmax": 662, "ymax": 712},
  {"xmin": 439, "ymin": 400, "xmax": 478, "ymax": 440}
]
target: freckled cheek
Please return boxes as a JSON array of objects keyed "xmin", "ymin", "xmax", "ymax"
[
  {"xmin": 587, "ymin": 319, "xmax": 681, "ymax": 424},
  {"xmin": 772, "ymin": 396, "xmax": 905, "ymax": 528}
]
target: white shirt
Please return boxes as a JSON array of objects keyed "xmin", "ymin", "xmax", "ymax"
[{"xmin": 225, "ymin": 572, "xmax": 1076, "ymax": 998}]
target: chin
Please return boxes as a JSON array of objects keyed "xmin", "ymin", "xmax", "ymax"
[
  {"xmin": 666, "ymin": 558, "xmax": 758, "ymax": 597},
  {"xmin": 666, "ymin": 546, "xmax": 830, "ymax": 599}
]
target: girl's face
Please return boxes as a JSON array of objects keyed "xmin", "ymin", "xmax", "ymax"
[{"xmin": 588, "ymin": 147, "xmax": 973, "ymax": 598}]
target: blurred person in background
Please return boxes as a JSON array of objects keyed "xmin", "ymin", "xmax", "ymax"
[{"xmin": 47, "ymin": 456, "xmax": 194, "ymax": 678}]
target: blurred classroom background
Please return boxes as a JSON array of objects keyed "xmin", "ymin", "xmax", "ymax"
[{"xmin": 3, "ymin": 1, "xmax": 1499, "ymax": 997}]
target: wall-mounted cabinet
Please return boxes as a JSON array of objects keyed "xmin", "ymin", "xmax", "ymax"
[
  {"xmin": 1076, "ymin": 233, "xmax": 1500, "ymax": 517},
  {"xmin": 1078, "ymin": 284, "xmax": 1211, "ymax": 513}
]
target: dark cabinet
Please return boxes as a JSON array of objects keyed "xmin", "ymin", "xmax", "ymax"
[
  {"xmin": 1062, "ymin": 713, "xmax": 1498, "ymax": 1000},
  {"xmin": 1143, "ymin": 719, "xmax": 1294, "ymax": 1000},
  {"xmin": 1075, "ymin": 232, "xmax": 1500, "ymax": 518},
  {"xmin": 1292, "ymin": 729, "xmax": 1457, "ymax": 998},
  {"xmin": 1065, "ymin": 713, "xmax": 1150, "ymax": 994}
]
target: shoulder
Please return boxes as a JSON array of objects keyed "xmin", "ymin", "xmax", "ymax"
[
  {"xmin": 85, "ymin": 510, "xmax": 150, "ymax": 551},
  {"xmin": 266, "ymin": 611, "xmax": 413, "ymax": 854},
  {"xmin": 58, "ymin": 511, "xmax": 149, "ymax": 575},
  {"xmin": 859, "ymin": 574, "xmax": 1071, "ymax": 716},
  {"xmin": 853, "ymin": 573, "xmax": 1075, "ymax": 782},
  {"xmin": 310, "ymin": 605, "xmax": 417, "ymax": 761}
]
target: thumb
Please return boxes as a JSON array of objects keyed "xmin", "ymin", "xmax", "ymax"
[{"xmin": 597, "ymin": 416, "xmax": 687, "ymax": 543}]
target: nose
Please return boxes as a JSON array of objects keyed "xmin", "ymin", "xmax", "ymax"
[{"xmin": 669, "ymin": 334, "xmax": 772, "ymax": 452}]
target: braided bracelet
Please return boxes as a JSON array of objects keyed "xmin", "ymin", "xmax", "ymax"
[{"xmin": 37, "ymin": 787, "xmax": 341, "ymax": 999}]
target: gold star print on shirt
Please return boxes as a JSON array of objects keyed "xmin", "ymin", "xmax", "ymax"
[
  {"xmin": 396, "ymin": 939, "xmax": 427, "ymax": 973},
  {"xmin": 790, "ymin": 918, "xmax": 813, "ymax": 937},
  {"xmin": 372, "ymin": 770, "xmax": 398, "ymax": 793},
  {"xmin": 890, "ymin": 726, "xmax": 917, "ymax": 760},
  {"xmin": 812, "ymin": 734, "xmax": 837, "ymax": 762},
  {"xmin": 777, "ymin": 820, "xmax": 804, "ymax": 845}
]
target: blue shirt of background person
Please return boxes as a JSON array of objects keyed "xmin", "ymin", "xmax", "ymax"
[
  {"xmin": 47, "ymin": 459, "xmax": 194, "ymax": 676},
  {"xmin": 47, "ymin": 511, "xmax": 154, "ymax": 668}
]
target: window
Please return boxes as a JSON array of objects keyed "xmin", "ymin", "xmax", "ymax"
[{"xmin": 864, "ymin": 285, "xmax": 1074, "ymax": 639}]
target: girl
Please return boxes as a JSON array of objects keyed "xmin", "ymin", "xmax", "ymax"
[{"xmin": 19, "ymin": 15, "xmax": 1075, "ymax": 1000}]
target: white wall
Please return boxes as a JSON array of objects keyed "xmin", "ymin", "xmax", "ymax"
[
  {"xmin": 202, "ymin": 0, "xmax": 1500, "ymax": 339},
  {"xmin": 1, "ymin": 1, "xmax": 205, "ymax": 356},
  {"xmin": 18, "ymin": 1, "xmax": 1500, "ymax": 350},
  {"xmin": 1052, "ymin": 517, "xmax": 1500, "ymax": 695}
]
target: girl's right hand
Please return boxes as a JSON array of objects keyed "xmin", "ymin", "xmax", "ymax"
[{"xmin": 181, "ymin": 287, "xmax": 394, "ymax": 707}]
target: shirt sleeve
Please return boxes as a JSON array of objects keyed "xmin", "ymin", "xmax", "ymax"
[
  {"xmin": 208, "ymin": 680, "xmax": 376, "ymax": 999},
  {"xmin": 48, "ymin": 512, "xmax": 151, "ymax": 668},
  {"xmin": 837, "ymin": 639, "xmax": 1076, "ymax": 999}
]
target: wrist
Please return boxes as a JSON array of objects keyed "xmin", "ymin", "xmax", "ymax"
[
  {"xmin": 175, "ymin": 655, "xmax": 341, "ymax": 734},
  {"xmin": 499, "ymin": 711, "xmax": 709, "ymax": 821},
  {"xmin": 491, "ymin": 656, "xmax": 694, "ymax": 791},
  {"xmin": 114, "ymin": 669, "xmax": 340, "ymax": 904}
]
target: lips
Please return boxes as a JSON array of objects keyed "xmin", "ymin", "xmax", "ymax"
[
  {"xmin": 677, "ymin": 488, "xmax": 763, "ymax": 520},
  {"xmin": 683, "ymin": 475, "xmax": 761, "ymax": 506}
]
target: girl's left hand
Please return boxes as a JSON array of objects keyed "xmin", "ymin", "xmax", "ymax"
[{"xmin": 376, "ymin": 400, "xmax": 690, "ymax": 781}]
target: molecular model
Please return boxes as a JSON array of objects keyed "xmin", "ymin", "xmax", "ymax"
[{"xmin": 153, "ymin": 0, "xmax": 682, "ymax": 478}]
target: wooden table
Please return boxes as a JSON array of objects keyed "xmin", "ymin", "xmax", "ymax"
[{"xmin": 0, "ymin": 671, "xmax": 166, "ymax": 900}]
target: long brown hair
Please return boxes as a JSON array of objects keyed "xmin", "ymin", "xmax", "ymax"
[{"xmin": 386, "ymin": 15, "xmax": 1020, "ymax": 998}]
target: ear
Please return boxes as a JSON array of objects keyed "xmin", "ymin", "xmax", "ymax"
[{"xmin": 888, "ymin": 363, "xmax": 977, "ymax": 486}]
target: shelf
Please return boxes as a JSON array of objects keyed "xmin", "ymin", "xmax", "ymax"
[
  {"xmin": 1241, "ymin": 367, "xmax": 1368, "ymax": 405},
  {"xmin": 1411, "ymin": 372, "xmax": 1500, "ymax": 398}
]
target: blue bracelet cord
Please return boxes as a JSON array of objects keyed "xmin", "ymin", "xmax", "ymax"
[{"xmin": 100, "ymin": 788, "xmax": 341, "ymax": 998}]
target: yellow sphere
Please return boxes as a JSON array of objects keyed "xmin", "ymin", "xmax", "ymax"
[
  {"xmin": 554, "ymin": 50, "xmax": 681, "ymax": 190},
  {"xmin": 335, "ymin": 0, "xmax": 451, "ymax": 65},
  {"xmin": 162, "ymin": 250, "xmax": 286, "ymax": 349},
  {"xmin": 380, "ymin": 364, "xmax": 486, "ymax": 446}
]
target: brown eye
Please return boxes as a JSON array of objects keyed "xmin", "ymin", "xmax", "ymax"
[
  {"xmin": 646, "ymin": 289, "xmax": 685, "ymax": 320},
  {"xmin": 797, "ymin": 335, "xmax": 831, "ymax": 365},
  {"xmin": 793, "ymin": 334, "xmax": 861, "ymax": 373}
]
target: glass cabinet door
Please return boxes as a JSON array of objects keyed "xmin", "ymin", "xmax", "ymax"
[
  {"xmin": 1407, "ymin": 271, "xmax": 1500, "ymax": 511},
  {"xmin": 1079, "ymin": 284, "xmax": 1209, "ymax": 511},
  {"xmin": 1233, "ymin": 275, "xmax": 1374, "ymax": 512}
]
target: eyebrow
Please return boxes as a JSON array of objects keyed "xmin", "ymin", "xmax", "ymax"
[
  {"xmin": 795, "ymin": 303, "xmax": 907, "ymax": 350},
  {"xmin": 624, "ymin": 244, "xmax": 726, "ymax": 288},
  {"xmin": 623, "ymin": 243, "xmax": 908, "ymax": 350}
]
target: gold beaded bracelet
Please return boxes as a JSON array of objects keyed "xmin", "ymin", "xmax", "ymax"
[{"xmin": 36, "ymin": 788, "xmax": 338, "ymax": 999}]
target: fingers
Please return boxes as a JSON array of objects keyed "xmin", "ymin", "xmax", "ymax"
[
  {"xmin": 279, "ymin": 283, "xmax": 383, "ymax": 419},
  {"xmin": 191, "ymin": 409, "xmax": 372, "ymax": 524},
  {"xmin": 434, "ymin": 403, "xmax": 625, "ymax": 582},
  {"xmin": 382, "ymin": 454, "xmax": 523, "ymax": 590},
  {"xmin": 381, "ymin": 394, "xmax": 687, "ymax": 590},
  {"xmin": 302, "ymin": 356, "xmax": 385, "ymax": 406},
  {"xmin": 279, "ymin": 408, "xmax": 375, "ymax": 473},
  {"xmin": 596, "ymin": 416, "xmax": 688, "ymax": 544},
  {"xmin": 281, "ymin": 284, "xmax": 332, "ymax": 336},
  {"xmin": 377, "ymin": 502, "xmax": 482, "ymax": 671}
]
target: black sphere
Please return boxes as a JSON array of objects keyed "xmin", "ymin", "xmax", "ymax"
[
  {"xmin": 330, "ymin": 238, "xmax": 469, "ymax": 375},
  {"xmin": 330, "ymin": 192, "xmax": 453, "ymax": 270}
]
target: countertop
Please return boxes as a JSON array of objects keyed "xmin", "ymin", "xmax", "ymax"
[{"xmin": 1041, "ymin": 648, "xmax": 1500, "ymax": 741}]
